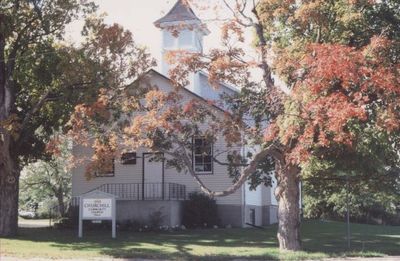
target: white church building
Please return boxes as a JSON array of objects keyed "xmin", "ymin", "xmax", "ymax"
[{"xmin": 71, "ymin": 0, "xmax": 278, "ymax": 228}]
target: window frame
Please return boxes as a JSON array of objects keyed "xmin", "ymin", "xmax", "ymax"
[
  {"xmin": 121, "ymin": 152, "xmax": 137, "ymax": 165},
  {"xmin": 192, "ymin": 137, "xmax": 214, "ymax": 175}
]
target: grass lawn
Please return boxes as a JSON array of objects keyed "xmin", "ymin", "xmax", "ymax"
[{"xmin": 1, "ymin": 220, "xmax": 399, "ymax": 260}]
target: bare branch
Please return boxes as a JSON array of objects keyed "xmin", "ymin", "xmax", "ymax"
[
  {"xmin": 213, "ymin": 156, "xmax": 248, "ymax": 167},
  {"xmin": 185, "ymin": 143, "xmax": 283, "ymax": 197},
  {"xmin": 222, "ymin": 0, "xmax": 253, "ymax": 27},
  {"xmin": 19, "ymin": 89, "xmax": 51, "ymax": 134}
]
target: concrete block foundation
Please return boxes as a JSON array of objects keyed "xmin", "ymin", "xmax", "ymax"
[
  {"xmin": 115, "ymin": 200, "xmax": 278, "ymax": 228},
  {"xmin": 116, "ymin": 200, "xmax": 183, "ymax": 227}
]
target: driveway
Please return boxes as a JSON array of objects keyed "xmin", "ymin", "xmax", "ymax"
[
  {"xmin": 18, "ymin": 218, "xmax": 51, "ymax": 228},
  {"xmin": 2, "ymin": 257, "xmax": 400, "ymax": 261}
]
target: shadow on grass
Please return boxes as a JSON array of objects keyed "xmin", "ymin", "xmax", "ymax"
[
  {"xmin": 300, "ymin": 220, "xmax": 400, "ymax": 257},
  {"xmin": 5, "ymin": 220, "xmax": 400, "ymax": 260},
  {"xmin": 11, "ymin": 227, "xmax": 282, "ymax": 260}
]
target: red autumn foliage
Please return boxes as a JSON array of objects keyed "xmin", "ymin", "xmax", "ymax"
[
  {"xmin": 45, "ymin": 137, "xmax": 62, "ymax": 157},
  {"xmin": 265, "ymin": 37, "xmax": 400, "ymax": 164}
]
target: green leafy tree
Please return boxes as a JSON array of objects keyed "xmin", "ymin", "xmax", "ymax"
[
  {"xmin": 0, "ymin": 0, "xmax": 154, "ymax": 236},
  {"xmin": 304, "ymin": 187, "xmax": 399, "ymax": 224},
  {"xmin": 20, "ymin": 135, "xmax": 72, "ymax": 217}
]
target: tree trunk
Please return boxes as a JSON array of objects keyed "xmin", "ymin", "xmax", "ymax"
[
  {"xmin": 275, "ymin": 163, "xmax": 301, "ymax": 251},
  {"xmin": 56, "ymin": 188, "xmax": 65, "ymax": 217},
  {"xmin": 0, "ymin": 13, "xmax": 19, "ymax": 237},
  {"xmin": 0, "ymin": 135, "xmax": 19, "ymax": 237}
]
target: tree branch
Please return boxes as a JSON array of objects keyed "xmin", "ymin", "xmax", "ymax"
[
  {"xmin": 185, "ymin": 143, "xmax": 283, "ymax": 197},
  {"xmin": 212, "ymin": 156, "xmax": 248, "ymax": 167},
  {"xmin": 18, "ymin": 89, "xmax": 51, "ymax": 136},
  {"xmin": 251, "ymin": 6, "xmax": 274, "ymax": 90},
  {"xmin": 222, "ymin": 0, "xmax": 254, "ymax": 27}
]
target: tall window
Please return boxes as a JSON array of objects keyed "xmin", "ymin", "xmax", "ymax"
[{"xmin": 193, "ymin": 137, "xmax": 213, "ymax": 174}]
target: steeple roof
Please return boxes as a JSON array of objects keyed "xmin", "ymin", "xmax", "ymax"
[{"xmin": 154, "ymin": 0, "xmax": 200, "ymax": 26}]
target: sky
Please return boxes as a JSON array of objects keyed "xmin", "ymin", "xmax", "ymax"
[
  {"xmin": 66, "ymin": 0, "xmax": 287, "ymax": 92},
  {"xmin": 67, "ymin": 0, "xmax": 244, "ymax": 72}
]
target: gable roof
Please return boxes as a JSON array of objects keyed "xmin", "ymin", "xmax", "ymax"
[
  {"xmin": 198, "ymin": 71, "xmax": 240, "ymax": 94},
  {"xmin": 80, "ymin": 189, "xmax": 117, "ymax": 198},
  {"xmin": 145, "ymin": 69, "xmax": 225, "ymax": 112},
  {"xmin": 154, "ymin": 0, "xmax": 200, "ymax": 26}
]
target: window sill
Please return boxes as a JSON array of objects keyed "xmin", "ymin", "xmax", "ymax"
[
  {"xmin": 95, "ymin": 173, "xmax": 115, "ymax": 178},
  {"xmin": 195, "ymin": 172, "xmax": 213, "ymax": 175}
]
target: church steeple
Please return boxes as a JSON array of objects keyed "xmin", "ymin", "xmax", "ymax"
[
  {"xmin": 154, "ymin": 0, "xmax": 209, "ymax": 84},
  {"xmin": 154, "ymin": 0, "xmax": 201, "ymax": 26}
]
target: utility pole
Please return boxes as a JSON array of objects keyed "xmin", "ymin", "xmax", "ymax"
[{"xmin": 346, "ymin": 175, "xmax": 351, "ymax": 249}]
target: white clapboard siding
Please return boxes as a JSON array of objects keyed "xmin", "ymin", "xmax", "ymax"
[
  {"xmin": 72, "ymin": 145, "xmax": 145, "ymax": 196},
  {"xmin": 72, "ymin": 70, "xmax": 243, "ymax": 205}
]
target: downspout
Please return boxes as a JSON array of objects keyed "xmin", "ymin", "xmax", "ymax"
[{"xmin": 241, "ymin": 141, "xmax": 246, "ymax": 228}]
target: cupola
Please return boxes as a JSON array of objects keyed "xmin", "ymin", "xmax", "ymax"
[{"xmin": 154, "ymin": 0, "xmax": 209, "ymax": 94}]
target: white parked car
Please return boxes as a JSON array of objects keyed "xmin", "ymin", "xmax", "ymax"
[{"xmin": 18, "ymin": 210, "xmax": 36, "ymax": 218}]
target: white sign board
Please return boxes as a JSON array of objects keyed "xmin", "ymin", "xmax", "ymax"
[
  {"xmin": 82, "ymin": 198, "xmax": 112, "ymax": 219},
  {"xmin": 78, "ymin": 190, "xmax": 117, "ymax": 238}
]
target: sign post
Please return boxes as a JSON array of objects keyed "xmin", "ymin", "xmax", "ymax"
[{"xmin": 78, "ymin": 190, "xmax": 117, "ymax": 238}]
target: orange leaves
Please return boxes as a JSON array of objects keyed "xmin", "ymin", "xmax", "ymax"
[
  {"xmin": 220, "ymin": 112, "xmax": 243, "ymax": 146},
  {"xmin": 367, "ymin": 35, "xmax": 392, "ymax": 54},
  {"xmin": 68, "ymin": 89, "xmax": 114, "ymax": 151},
  {"xmin": 85, "ymin": 134, "xmax": 118, "ymax": 179},
  {"xmin": 221, "ymin": 20, "xmax": 244, "ymax": 42},
  {"xmin": 183, "ymin": 100, "xmax": 196, "ymax": 113},
  {"xmin": 377, "ymin": 104, "xmax": 400, "ymax": 133},
  {"xmin": 164, "ymin": 50, "xmax": 202, "ymax": 69},
  {"xmin": 301, "ymin": 39, "xmax": 400, "ymax": 132},
  {"xmin": 0, "ymin": 114, "xmax": 21, "ymax": 140},
  {"xmin": 294, "ymin": 0, "xmax": 326, "ymax": 27},
  {"xmin": 300, "ymin": 39, "xmax": 400, "ymax": 96},
  {"xmin": 301, "ymin": 92, "xmax": 366, "ymax": 146},
  {"xmin": 300, "ymin": 44, "xmax": 363, "ymax": 93},
  {"xmin": 368, "ymin": 66, "xmax": 399, "ymax": 94},
  {"xmin": 258, "ymin": 0, "xmax": 295, "ymax": 22},
  {"xmin": 267, "ymin": 37, "xmax": 400, "ymax": 165},
  {"xmin": 264, "ymin": 122, "xmax": 279, "ymax": 142},
  {"xmin": 122, "ymin": 87, "xmax": 217, "ymax": 153},
  {"xmin": 45, "ymin": 136, "xmax": 62, "ymax": 157},
  {"xmin": 165, "ymin": 46, "xmax": 248, "ymax": 90},
  {"xmin": 95, "ymin": 23, "xmax": 134, "ymax": 55},
  {"xmin": 164, "ymin": 50, "xmax": 204, "ymax": 87},
  {"xmin": 145, "ymin": 90, "xmax": 169, "ymax": 109},
  {"xmin": 72, "ymin": 89, "xmax": 110, "ymax": 120},
  {"xmin": 207, "ymin": 48, "xmax": 248, "ymax": 88}
]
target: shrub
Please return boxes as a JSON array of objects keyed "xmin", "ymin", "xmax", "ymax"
[
  {"xmin": 118, "ymin": 219, "xmax": 143, "ymax": 231},
  {"xmin": 148, "ymin": 207, "xmax": 166, "ymax": 229},
  {"xmin": 182, "ymin": 192, "xmax": 219, "ymax": 228}
]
